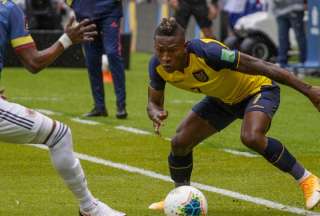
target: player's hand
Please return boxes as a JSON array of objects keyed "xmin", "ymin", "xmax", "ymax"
[
  {"xmin": 65, "ymin": 17, "xmax": 97, "ymax": 44},
  {"xmin": 150, "ymin": 110, "xmax": 168, "ymax": 136},
  {"xmin": 208, "ymin": 4, "xmax": 219, "ymax": 20},
  {"xmin": 307, "ymin": 86, "xmax": 320, "ymax": 111}
]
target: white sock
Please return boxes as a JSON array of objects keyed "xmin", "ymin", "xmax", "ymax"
[
  {"xmin": 298, "ymin": 170, "xmax": 311, "ymax": 184},
  {"xmin": 48, "ymin": 123, "xmax": 95, "ymax": 210}
]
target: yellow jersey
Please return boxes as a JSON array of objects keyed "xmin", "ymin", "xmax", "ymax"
[{"xmin": 149, "ymin": 38, "xmax": 274, "ymax": 105}]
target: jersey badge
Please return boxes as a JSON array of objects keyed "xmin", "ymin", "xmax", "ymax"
[
  {"xmin": 221, "ymin": 49, "xmax": 235, "ymax": 63},
  {"xmin": 192, "ymin": 70, "xmax": 209, "ymax": 82}
]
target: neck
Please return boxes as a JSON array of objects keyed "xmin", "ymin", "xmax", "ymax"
[{"xmin": 177, "ymin": 52, "xmax": 189, "ymax": 72}]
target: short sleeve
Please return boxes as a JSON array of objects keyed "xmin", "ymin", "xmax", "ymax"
[
  {"xmin": 148, "ymin": 56, "xmax": 166, "ymax": 91},
  {"xmin": 9, "ymin": 4, "xmax": 33, "ymax": 49},
  {"xmin": 188, "ymin": 39, "xmax": 240, "ymax": 71}
]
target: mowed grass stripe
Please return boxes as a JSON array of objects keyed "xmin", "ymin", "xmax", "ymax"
[{"xmin": 28, "ymin": 144, "xmax": 319, "ymax": 216}]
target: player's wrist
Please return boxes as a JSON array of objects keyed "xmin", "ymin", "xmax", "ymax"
[{"xmin": 58, "ymin": 33, "xmax": 73, "ymax": 49}]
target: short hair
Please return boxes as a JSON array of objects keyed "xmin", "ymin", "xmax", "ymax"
[{"xmin": 154, "ymin": 17, "xmax": 185, "ymax": 39}]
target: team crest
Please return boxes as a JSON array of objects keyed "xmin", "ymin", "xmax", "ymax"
[{"xmin": 192, "ymin": 70, "xmax": 209, "ymax": 82}]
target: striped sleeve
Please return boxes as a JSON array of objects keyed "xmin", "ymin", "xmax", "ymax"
[{"xmin": 9, "ymin": 4, "xmax": 34, "ymax": 49}]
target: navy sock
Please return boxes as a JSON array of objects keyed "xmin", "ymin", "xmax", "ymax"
[
  {"xmin": 263, "ymin": 137, "xmax": 305, "ymax": 180},
  {"xmin": 168, "ymin": 152, "xmax": 193, "ymax": 187}
]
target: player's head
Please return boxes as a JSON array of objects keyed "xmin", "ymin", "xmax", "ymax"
[{"xmin": 154, "ymin": 17, "xmax": 187, "ymax": 73}]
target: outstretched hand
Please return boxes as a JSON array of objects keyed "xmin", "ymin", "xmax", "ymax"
[
  {"xmin": 65, "ymin": 17, "xmax": 97, "ymax": 44},
  {"xmin": 308, "ymin": 86, "xmax": 320, "ymax": 111}
]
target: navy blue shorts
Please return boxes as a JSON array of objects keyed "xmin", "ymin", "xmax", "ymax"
[{"xmin": 192, "ymin": 86, "xmax": 280, "ymax": 131}]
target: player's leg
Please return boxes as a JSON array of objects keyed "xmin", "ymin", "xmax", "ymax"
[
  {"xmin": 192, "ymin": 3, "xmax": 214, "ymax": 39},
  {"xmin": 240, "ymin": 87, "xmax": 320, "ymax": 209},
  {"xmin": 169, "ymin": 111, "xmax": 217, "ymax": 187},
  {"xmin": 0, "ymin": 98, "xmax": 125, "ymax": 215},
  {"xmin": 169, "ymin": 96, "xmax": 237, "ymax": 187},
  {"xmin": 37, "ymin": 118, "xmax": 125, "ymax": 215},
  {"xmin": 149, "ymin": 96, "xmax": 237, "ymax": 210},
  {"xmin": 174, "ymin": 0, "xmax": 192, "ymax": 29},
  {"xmin": 101, "ymin": 16, "xmax": 127, "ymax": 119},
  {"xmin": 82, "ymin": 23, "xmax": 107, "ymax": 117}
]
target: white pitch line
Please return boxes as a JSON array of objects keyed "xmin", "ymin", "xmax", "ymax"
[
  {"xmin": 13, "ymin": 96, "xmax": 62, "ymax": 101},
  {"xmin": 71, "ymin": 117, "xmax": 101, "ymax": 125},
  {"xmin": 115, "ymin": 126, "xmax": 152, "ymax": 135},
  {"xmin": 35, "ymin": 109, "xmax": 62, "ymax": 116},
  {"xmin": 223, "ymin": 148, "xmax": 259, "ymax": 158},
  {"xmin": 28, "ymin": 144, "xmax": 319, "ymax": 216}
]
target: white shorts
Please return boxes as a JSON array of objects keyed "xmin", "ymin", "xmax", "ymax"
[{"xmin": 0, "ymin": 97, "xmax": 53, "ymax": 144}]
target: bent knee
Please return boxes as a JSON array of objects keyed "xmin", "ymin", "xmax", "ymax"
[
  {"xmin": 171, "ymin": 136, "xmax": 192, "ymax": 156},
  {"xmin": 240, "ymin": 132, "xmax": 265, "ymax": 150}
]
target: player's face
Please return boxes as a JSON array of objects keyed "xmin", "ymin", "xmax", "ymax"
[{"xmin": 154, "ymin": 35, "xmax": 186, "ymax": 73}]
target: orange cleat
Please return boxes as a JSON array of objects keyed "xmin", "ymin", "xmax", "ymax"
[
  {"xmin": 148, "ymin": 200, "xmax": 164, "ymax": 211},
  {"xmin": 300, "ymin": 174, "xmax": 320, "ymax": 209}
]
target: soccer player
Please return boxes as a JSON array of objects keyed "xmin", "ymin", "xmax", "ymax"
[
  {"xmin": 147, "ymin": 17, "xmax": 320, "ymax": 211},
  {"xmin": 0, "ymin": 1, "xmax": 125, "ymax": 216}
]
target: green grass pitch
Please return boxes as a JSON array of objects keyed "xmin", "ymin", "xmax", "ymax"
[{"xmin": 1, "ymin": 53, "xmax": 320, "ymax": 215}]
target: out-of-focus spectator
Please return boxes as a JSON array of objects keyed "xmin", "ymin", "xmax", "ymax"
[
  {"xmin": 168, "ymin": 0, "xmax": 219, "ymax": 38},
  {"xmin": 273, "ymin": 0, "xmax": 306, "ymax": 67},
  {"xmin": 23, "ymin": 0, "xmax": 72, "ymax": 30},
  {"xmin": 223, "ymin": 0, "xmax": 263, "ymax": 34}
]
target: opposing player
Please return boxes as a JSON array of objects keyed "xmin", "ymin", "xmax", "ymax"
[
  {"xmin": 0, "ymin": 1, "xmax": 125, "ymax": 215},
  {"xmin": 147, "ymin": 17, "xmax": 320, "ymax": 210}
]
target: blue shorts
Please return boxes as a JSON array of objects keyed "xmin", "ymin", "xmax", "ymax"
[{"xmin": 192, "ymin": 86, "xmax": 280, "ymax": 131}]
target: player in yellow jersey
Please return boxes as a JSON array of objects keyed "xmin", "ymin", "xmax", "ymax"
[{"xmin": 147, "ymin": 17, "xmax": 320, "ymax": 210}]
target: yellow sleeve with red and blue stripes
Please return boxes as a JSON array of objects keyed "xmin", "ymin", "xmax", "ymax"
[{"xmin": 9, "ymin": 3, "xmax": 34, "ymax": 51}]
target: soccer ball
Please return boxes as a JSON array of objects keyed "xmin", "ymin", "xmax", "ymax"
[{"xmin": 164, "ymin": 186, "xmax": 208, "ymax": 216}]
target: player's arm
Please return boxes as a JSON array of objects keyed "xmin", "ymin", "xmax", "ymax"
[
  {"xmin": 147, "ymin": 58, "xmax": 168, "ymax": 134},
  {"xmin": 237, "ymin": 53, "xmax": 320, "ymax": 111},
  {"xmin": 16, "ymin": 18, "xmax": 96, "ymax": 73},
  {"xmin": 147, "ymin": 87, "xmax": 168, "ymax": 135}
]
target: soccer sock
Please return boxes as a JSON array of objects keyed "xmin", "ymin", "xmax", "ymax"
[
  {"xmin": 48, "ymin": 124, "xmax": 95, "ymax": 210},
  {"xmin": 168, "ymin": 152, "xmax": 193, "ymax": 187},
  {"xmin": 263, "ymin": 137, "xmax": 306, "ymax": 180}
]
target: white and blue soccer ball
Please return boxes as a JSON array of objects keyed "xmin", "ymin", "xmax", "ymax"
[{"xmin": 164, "ymin": 186, "xmax": 208, "ymax": 216}]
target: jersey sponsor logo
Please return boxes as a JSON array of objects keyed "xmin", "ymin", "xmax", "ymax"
[
  {"xmin": 192, "ymin": 70, "xmax": 209, "ymax": 82},
  {"xmin": 221, "ymin": 49, "xmax": 236, "ymax": 63}
]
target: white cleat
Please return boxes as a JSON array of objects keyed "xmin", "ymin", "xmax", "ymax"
[{"xmin": 79, "ymin": 200, "xmax": 126, "ymax": 216}]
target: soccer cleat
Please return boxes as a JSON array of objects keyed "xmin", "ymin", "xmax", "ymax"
[
  {"xmin": 300, "ymin": 174, "xmax": 320, "ymax": 209},
  {"xmin": 79, "ymin": 200, "xmax": 126, "ymax": 216},
  {"xmin": 148, "ymin": 200, "xmax": 164, "ymax": 211}
]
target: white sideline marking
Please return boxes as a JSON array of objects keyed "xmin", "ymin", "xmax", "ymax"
[
  {"xmin": 115, "ymin": 126, "xmax": 151, "ymax": 135},
  {"xmin": 223, "ymin": 148, "xmax": 259, "ymax": 158},
  {"xmin": 71, "ymin": 118, "xmax": 101, "ymax": 125},
  {"xmin": 13, "ymin": 96, "xmax": 61, "ymax": 101},
  {"xmin": 29, "ymin": 144, "xmax": 319, "ymax": 216},
  {"xmin": 35, "ymin": 109, "xmax": 62, "ymax": 116}
]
